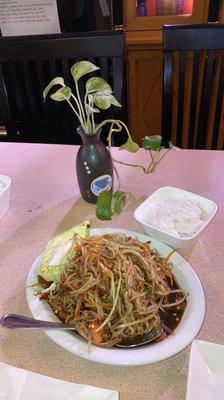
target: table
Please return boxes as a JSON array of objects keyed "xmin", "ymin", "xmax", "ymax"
[{"xmin": 0, "ymin": 143, "xmax": 223, "ymax": 400}]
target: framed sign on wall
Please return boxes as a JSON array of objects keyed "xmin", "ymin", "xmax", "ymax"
[{"xmin": 0, "ymin": 0, "xmax": 61, "ymax": 36}]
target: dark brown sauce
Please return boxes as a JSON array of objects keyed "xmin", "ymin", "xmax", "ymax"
[{"xmin": 159, "ymin": 277, "xmax": 187, "ymax": 333}]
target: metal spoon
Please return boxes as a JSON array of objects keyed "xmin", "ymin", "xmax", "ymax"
[
  {"xmin": 117, "ymin": 325, "xmax": 163, "ymax": 348},
  {"xmin": 0, "ymin": 314, "xmax": 163, "ymax": 348},
  {"xmin": 0, "ymin": 314, "xmax": 76, "ymax": 330}
]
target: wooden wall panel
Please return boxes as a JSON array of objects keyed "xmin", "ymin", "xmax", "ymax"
[{"xmin": 127, "ymin": 48, "xmax": 163, "ymax": 143}]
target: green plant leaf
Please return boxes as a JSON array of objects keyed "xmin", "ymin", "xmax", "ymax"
[
  {"xmin": 169, "ymin": 141, "xmax": 180, "ymax": 150},
  {"xmin": 111, "ymin": 95, "xmax": 122, "ymax": 107},
  {"xmin": 43, "ymin": 77, "xmax": 65, "ymax": 101},
  {"xmin": 89, "ymin": 93, "xmax": 113, "ymax": 110},
  {"xmin": 95, "ymin": 190, "xmax": 113, "ymax": 220},
  {"xmin": 119, "ymin": 137, "xmax": 139, "ymax": 153},
  {"xmin": 86, "ymin": 77, "xmax": 112, "ymax": 94},
  {"xmin": 111, "ymin": 191, "xmax": 126, "ymax": 215},
  {"xmin": 85, "ymin": 104, "xmax": 100, "ymax": 114},
  {"xmin": 71, "ymin": 61, "xmax": 100, "ymax": 82},
  {"xmin": 143, "ymin": 135, "xmax": 162, "ymax": 151},
  {"xmin": 50, "ymin": 86, "xmax": 72, "ymax": 102}
]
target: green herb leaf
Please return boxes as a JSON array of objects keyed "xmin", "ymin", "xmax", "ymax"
[
  {"xmin": 50, "ymin": 86, "xmax": 72, "ymax": 102},
  {"xmin": 111, "ymin": 191, "xmax": 126, "ymax": 215},
  {"xmin": 96, "ymin": 190, "xmax": 113, "ymax": 220},
  {"xmin": 119, "ymin": 137, "xmax": 139, "ymax": 153},
  {"xmin": 143, "ymin": 135, "xmax": 162, "ymax": 151},
  {"xmin": 86, "ymin": 77, "xmax": 112, "ymax": 94},
  {"xmin": 43, "ymin": 77, "xmax": 65, "ymax": 101},
  {"xmin": 71, "ymin": 61, "xmax": 100, "ymax": 82}
]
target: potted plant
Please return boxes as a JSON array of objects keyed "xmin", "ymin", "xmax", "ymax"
[{"xmin": 43, "ymin": 61, "xmax": 175, "ymax": 220}]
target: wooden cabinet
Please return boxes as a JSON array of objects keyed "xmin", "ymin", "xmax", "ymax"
[
  {"xmin": 221, "ymin": 3, "xmax": 224, "ymax": 22},
  {"xmin": 124, "ymin": 0, "xmax": 210, "ymax": 144},
  {"xmin": 125, "ymin": 0, "xmax": 208, "ymax": 31},
  {"xmin": 126, "ymin": 42, "xmax": 163, "ymax": 143}
]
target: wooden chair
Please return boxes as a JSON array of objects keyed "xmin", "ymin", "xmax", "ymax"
[
  {"xmin": 161, "ymin": 24, "xmax": 224, "ymax": 149},
  {"xmin": 0, "ymin": 30, "xmax": 125, "ymax": 145}
]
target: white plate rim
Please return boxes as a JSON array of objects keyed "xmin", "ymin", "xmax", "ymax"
[{"xmin": 26, "ymin": 228, "xmax": 206, "ymax": 366}]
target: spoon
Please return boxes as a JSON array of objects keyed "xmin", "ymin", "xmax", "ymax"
[
  {"xmin": 117, "ymin": 325, "xmax": 163, "ymax": 348},
  {"xmin": 0, "ymin": 314, "xmax": 163, "ymax": 348},
  {"xmin": 0, "ymin": 314, "xmax": 76, "ymax": 330}
]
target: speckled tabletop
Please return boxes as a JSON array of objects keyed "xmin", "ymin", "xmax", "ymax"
[{"xmin": 0, "ymin": 143, "xmax": 223, "ymax": 400}]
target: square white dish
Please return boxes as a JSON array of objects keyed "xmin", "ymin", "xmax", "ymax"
[
  {"xmin": 186, "ymin": 340, "xmax": 224, "ymax": 400},
  {"xmin": 0, "ymin": 361, "xmax": 118, "ymax": 400},
  {"xmin": 0, "ymin": 175, "xmax": 11, "ymax": 220},
  {"xmin": 134, "ymin": 186, "xmax": 218, "ymax": 255}
]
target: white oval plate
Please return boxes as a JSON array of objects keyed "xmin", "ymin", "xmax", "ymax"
[{"xmin": 26, "ymin": 228, "xmax": 206, "ymax": 366}]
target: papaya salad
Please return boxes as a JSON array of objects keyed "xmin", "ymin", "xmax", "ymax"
[{"xmin": 36, "ymin": 222, "xmax": 187, "ymax": 348}]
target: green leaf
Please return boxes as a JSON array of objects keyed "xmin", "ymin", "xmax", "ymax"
[
  {"xmin": 111, "ymin": 191, "xmax": 126, "ymax": 215},
  {"xmin": 86, "ymin": 77, "xmax": 112, "ymax": 94},
  {"xmin": 143, "ymin": 135, "xmax": 162, "ymax": 151},
  {"xmin": 50, "ymin": 86, "xmax": 72, "ymax": 102},
  {"xmin": 96, "ymin": 190, "xmax": 113, "ymax": 220},
  {"xmin": 85, "ymin": 104, "xmax": 100, "ymax": 114},
  {"xmin": 111, "ymin": 95, "xmax": 122, "ymax": 107},
  {"xmin": 89, "ymin": 93, "xmax": 113, "ymax": 110},
  {"xmin": 43, "ymin": 77, "xmax": 65, "ymax": 101},
  {"xmin": 169, "ymin": 141, "xmax": 180, "ymax": 150},
  {"xmin": 119, "ymin": 137, "xmax": 139, "ymax": 153},
  {"xmin": 89, "ymin": 92, "xmax": 121, "ymax": 110},
  {"xmin": 71, "ymin": 61, "xmax": 100, "ymax": 82}
]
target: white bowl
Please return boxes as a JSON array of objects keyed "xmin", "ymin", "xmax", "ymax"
[
  {"xmin": 26, "ymin": 228, "xmax": 205, "ymax": 366},
  {"xmin": 134, "ymin": 186, "xmax": 218, "ymax": 256},
  {"xmin": 0, "ymin": 175, "xmax": 11, "ymax": 220}
]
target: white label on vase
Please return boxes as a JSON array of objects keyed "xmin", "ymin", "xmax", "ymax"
[{"xmin": 91, "ymin": 174, "xmax": 112, "ymax": 196}]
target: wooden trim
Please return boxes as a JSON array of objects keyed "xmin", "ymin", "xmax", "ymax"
[
  {"xmin": 124, "ymin": 0, "xmax": 208, "ymax": 31},
  {"xmin": 221, "ymin": 0, "xmax": 224, "ymax": 22},
  {"xmin": 125, "ymin": 30, "xmax": 162, "ymax": 47}
]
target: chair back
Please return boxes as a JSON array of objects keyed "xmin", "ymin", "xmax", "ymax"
[
  {"xmin": 0, "ymin": 31, "xmax": 125, "ymax": 145},
  {"xmin": 162, "ymin": 24, "xmax": 224, "ymax": 149}
]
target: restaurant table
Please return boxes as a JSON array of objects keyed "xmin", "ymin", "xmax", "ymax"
[{"xmin": 0, "ymin": 143, "xmax": 223, "ymax": 400}]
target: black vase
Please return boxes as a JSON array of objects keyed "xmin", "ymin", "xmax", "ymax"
[{"xmin": 76, "ymin": 126, "xmax": 114, "ymax": 203}]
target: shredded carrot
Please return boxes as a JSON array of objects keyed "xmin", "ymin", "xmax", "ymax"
[
  {"xmin": 89, "ymin": 320, "xmax": 103, "ymax": 344},
  {"xmin": 87, "ymin": 252, "xmax": 106, "ymax": 262},
  {"xmin": 143, "ymin": 243, "xmax": 150, "ymax": 256}
]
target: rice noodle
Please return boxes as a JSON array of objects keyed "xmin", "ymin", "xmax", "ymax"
[{"xmin": 145, "ymin": 199, "xmax": 206, "ymax": 237}]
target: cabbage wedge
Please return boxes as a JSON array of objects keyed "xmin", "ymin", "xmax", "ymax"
[{"xmin": 38, "ymin": 221, "xmax": 90, "ymax": 283}]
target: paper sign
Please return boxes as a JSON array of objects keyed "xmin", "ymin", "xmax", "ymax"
[{"xmin": 0, "ymin": 0, "xmax": 61, "ymax": 36}]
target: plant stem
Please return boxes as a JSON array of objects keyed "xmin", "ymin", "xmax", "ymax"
[
  {"xmin": 75, "ymin": 81, "xmax": 87, "ymax": 129},
  {"xmin": 112, "ymin": 161, "xmax": 121, "ymax": 191},
  {"xmin": 70, "ymin": 93, "xmax": 84, "ymax": 125},
  {"xmin": 106, "ymin": 120, "xmax": 149, "ymax": 173},
  {"xmin": 146, "ymin": 149, "xmax": 158, "ymax": 173},
  {"xmin": 98, "ymin": 119, "xmax": 170, "ymax": 175},
  {"xmin": 89, "ymin": 98, "xmax": 96, "ymax": 133},
  {"xmin": 84, "ymin": 93, "xmax": 91, "ymax": 132},
  {"xmin": 111, "ymin": 156, "xmax": 148, "ymax": 173},
  {"xmin": 96, "ymin": 119, "xmax": 119, "ymax": 133},
  {"xmin": 157, "ymin": 148, "xmax": 170, "ymax": 163},
  {"xmin": 67, "ymin": 99, "xmax": 84, "ymax": 127}
]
